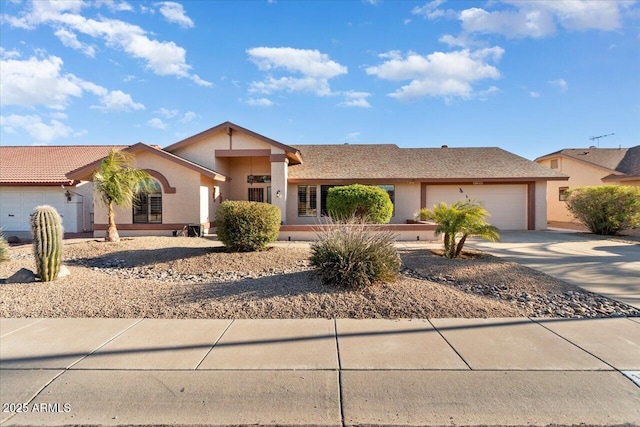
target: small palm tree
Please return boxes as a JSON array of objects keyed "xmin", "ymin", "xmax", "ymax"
[
  {"xmin": 94, "ymin": 150, "xmax": 153, "ymax": 242},
  {"xmin": 422, "ymin": 201, "xmax": 499, "ymax": 258}
]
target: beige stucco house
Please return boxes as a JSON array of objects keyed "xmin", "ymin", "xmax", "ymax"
[
  {"xmin": 2, "ymin": 121, "xmax": 567, "ymax": 240},
  {"xmin": 535, "ymin": 146, "xmax": 640, "ymax": 222}
]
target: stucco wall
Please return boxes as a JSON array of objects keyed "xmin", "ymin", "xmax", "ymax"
[
  {"xmin": 227, "ymin": 157, "xmax": 271, "ymax": 201},
  {"xmin": 537, "ymin": 157, "xmax": 610, "ymax": 222},
  {"xmin": 170, "ymin": 129, "xmax": 285, "ymax": 172},
  {"xmin": 92, "ymin": 150, "xmax": 203, "ymax": 233},
  {"xmin": 535, "ymin": 181, "xmax": 548, "ymax": 230}
]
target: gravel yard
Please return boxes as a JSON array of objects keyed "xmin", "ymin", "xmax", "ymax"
[{"xmin": 1, "ymin": 236, "xmax": 638, "ymax": 319}]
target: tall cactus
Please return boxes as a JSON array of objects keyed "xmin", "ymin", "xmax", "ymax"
[{"xmin": 30, "ymin": 205, "xmax": 63, "ymax": 282}]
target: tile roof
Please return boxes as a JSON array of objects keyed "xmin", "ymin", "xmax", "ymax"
[
  {"xmin": 288, "ymin": 144, "xmax": 566, "ymax": 181},
  {"xmin": 0, "ymin": 145, "xmax": 127, "ymax": 185},
  {"xmin": 66, "ymin": 142, "xmax": 228, "ymax": 182}
]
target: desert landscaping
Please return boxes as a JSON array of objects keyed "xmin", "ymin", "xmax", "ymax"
[{"xmin": 1, "ymin": 236, "xmax": 637, "ymax": 319}]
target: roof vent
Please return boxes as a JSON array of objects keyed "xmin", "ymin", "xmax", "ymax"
[{"xmin": 441, "ymin": 144, "xmax": 448, "ymax": 148}]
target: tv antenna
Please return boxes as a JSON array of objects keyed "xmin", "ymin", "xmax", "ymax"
[{"xmin": 589, "ymin": 133, "xmax": 614, "ymax": 148}]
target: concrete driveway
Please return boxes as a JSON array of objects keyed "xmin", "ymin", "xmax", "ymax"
[{"xmin": 467, "ymin": 231, "xmax": 640, "ymax": 310}]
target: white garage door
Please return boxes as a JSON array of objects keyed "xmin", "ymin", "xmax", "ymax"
[
  {"xmin": 425, "ymin": 184, "xmax": 527, "ymax": 230},
  {"xmin": 0, "ymin": 188, "xmax": 68, "ymax": 232}
]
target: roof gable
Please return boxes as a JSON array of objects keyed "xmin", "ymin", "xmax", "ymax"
[
  {"xmin": 0, "ymin": 145, "xmax": 128, "ymax": 185},
  {"xmin": 66, "ymin": 143, "xmax": 228, "ymax": 182},
  {"xmin": 164, "ymin": 121, "xmax": 303, "ymax": 164}
]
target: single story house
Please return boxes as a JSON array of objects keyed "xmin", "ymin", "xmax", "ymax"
[
  {"xmin": 1, "ymin": 121, "xmax": 567, "ymax": 240},
  {"xmin": 535, "ymin": 146, "xmax": 640, "ymax": 222}
]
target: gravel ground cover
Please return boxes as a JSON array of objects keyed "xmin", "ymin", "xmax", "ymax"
[{"xmin": 1, "ymin": 236, "xmax": 638, "ymax": 319}]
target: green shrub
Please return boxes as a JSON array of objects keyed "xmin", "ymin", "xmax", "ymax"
[
  {"xmin": 216, "ymin": 200, "xmax": 281, "ymax": 251},
  {"xmin": 566, "ymin": 185, "xmax": 640, "ymax": 235},
  {"xmin": 417, "ymin": 208, "xmax": 430, "ymax": 221},
  {"xmin": 326, "ymin": 184, "xmax": 393, "ymax": 224},
  {"xmin": 310, "ymin": 219, "xmax": 400, "ymax": 288},
  {"xmin": 30, "ymin": 205, "xmax": 64, "ymax": 282},
  {"xmin": 0, "ymin": 233, "xmax": 9, "ymax": 263}
]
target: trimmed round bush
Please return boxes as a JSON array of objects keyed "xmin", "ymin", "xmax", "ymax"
[
  {"xmin": 326, "ymin": 184, "xmax": 393, "ymax": 224},
  {"xmin": 567, "ymin": 185, "xmax": 640, "ymax": 235},
  {"xmin": 310, "ymin": 220, "xmax": 400, "ymax": 288},
  {"xmin": 215, "ymin": 201, "xmax": 281, "ymax": 251}
]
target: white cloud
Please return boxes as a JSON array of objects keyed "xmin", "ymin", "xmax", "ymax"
[
  {"xmin": 530, "ymin": 91, "xmax": 541, "ymax": 98},
  {"xmin": 92, "ymin": 90, "xmax": 145, "ymax": 111},
  {"xmin": 147, "ymin": 117, "xmax": 167, "ymax": 130},
  {"xmin": 0, "ymin": 47, "xmax": 21, "ymax": 59},
  {"xmin": 366, "ymin": 47, "xmax": 503, "ymax": 101},
  {"xmin": 0, "ymin": 114, "xmax": 84, "ymax": 144},
  {"xmin": 0, "ymin": 55, "xmax": 144, "ymax": 112},
  {"xmin": 157, "ymin": 1, "xmax": 194, "ymax": 28},
  {"xmin": 459, "ymin": 1, "xmax": 629, "ymax": 39},
  {"xmin": 0, "ymin": 55, "xmax": 83, "ymax": 109},
  {"xmin": 345, "ymin": 132, "xmax": 361, "ymax": 142},
  {"xmin": 549, "ymin": 78, "xmax": 568, "ymax": 92},
  {"xmin": 247, "ymin": 47, "xmax": 347, "ymax": 96},
  {"xmin": 412, "ymin": 0, "xmax": 456, "ymax": 20},
  {"xmin": 54, "ymin": 28, "xmax": 96, "ymax": 57},
  {"xmin": 96, "ymin": 1, "xmax": 134, "ymax": 12},
  {"xmin": 157, "ymin": 107, "xmax": 179, "ymax": 118},
  {"xmin": 340, "ymin": 91, "xmax": 372, "ymax": 108},
  {"xmin": 2, "ymin": 0, "xmax": 211, "ymax": 86},
  {"xmin": 245, "ymin": 97, "xmax": 275, "ymax": 107},
  {"xmin": 460, "ymin": 7, "xmax": 556, "ymax": 38},
  {"xmin": 180, "ymin": 111, "xmax": 198, "ymax": 122}
]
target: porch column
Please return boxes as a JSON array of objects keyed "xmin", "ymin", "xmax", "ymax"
[{"xmin": 270, "ymin": 157, "xmax": 288, "ymax": 224}]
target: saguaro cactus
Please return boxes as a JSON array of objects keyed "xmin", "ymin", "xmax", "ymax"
[{"xmin": 30, "ymin": 205, "xmax": 63, "ymax": 282}]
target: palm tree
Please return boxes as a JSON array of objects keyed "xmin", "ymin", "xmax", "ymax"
[
  {"xmin": 422, "ymin": 201, "xmax": 499, "ymax": 258},
  {"xmin": 93, "ymin": 150, "xmax": 153, "ymax": 242}
]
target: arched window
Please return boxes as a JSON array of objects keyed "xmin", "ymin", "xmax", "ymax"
[{"xmin": 133, "ymin": 180, "xmax": 162, "ymax": 224}]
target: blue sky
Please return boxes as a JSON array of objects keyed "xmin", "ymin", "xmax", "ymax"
[{"xmin": 1, "ymin": 0, "xmax": 638, "ymax": 160}]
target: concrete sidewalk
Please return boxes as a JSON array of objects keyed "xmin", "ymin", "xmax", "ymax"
[
  {"xmin": 1, "ymin": 317, "xmax": 639, "ymax": 426},
  {"xmin": 467, "ymin": 230, "xmax": 640, "ymax": 309}
]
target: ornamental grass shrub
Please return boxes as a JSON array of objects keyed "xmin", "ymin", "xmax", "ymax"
[
  {"xmin": 326, "ymin": 184, "xmax": 393, "ymax": 224},
  {"xmin": 310, "ymin": 218, "xmax": 400, "ymax": 289},
  {"xmin": 0, "ymin": 233, "xmax": 9, "ymax": 264},
  {"xmin": 566, "ymin": 185, "xmax": 640, "ymax": 235},
  {"xmin": 215, "ymin": 200, "xmax": 281, "ymax": 252}
]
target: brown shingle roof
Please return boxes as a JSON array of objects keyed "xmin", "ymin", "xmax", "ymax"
[
  {"xmin": 0, "ymin": 145, "xmax": 128, "ymax": 185},
  {"xmin": 536, "ymin": 146, "xmax": 640, "ymax": 180},
  {"xmin": 289, "ymin": 144, "xmax": 566, "ymax": 181}
]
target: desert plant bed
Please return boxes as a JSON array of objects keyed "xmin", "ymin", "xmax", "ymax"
[{"xmin": 1, "ymin": 236, "xmax": 637, "ymax": 319}]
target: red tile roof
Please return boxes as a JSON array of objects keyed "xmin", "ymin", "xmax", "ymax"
[{"xmin": 0, "ymin": 146, "xmax": 127, "ymax": 185}]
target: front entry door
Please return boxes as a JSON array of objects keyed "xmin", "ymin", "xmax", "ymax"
[{"xmin": 248, "ymin": 186, "xmax": 272, "ymax": 203}]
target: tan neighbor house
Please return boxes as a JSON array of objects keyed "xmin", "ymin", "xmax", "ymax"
[
  {"xmin": 535, "ymin": 146, "xmax": 640, "ymax": 223},
  {"xmin": 2, "ymin": 121, "xmax": 567, "ymax": 240}
]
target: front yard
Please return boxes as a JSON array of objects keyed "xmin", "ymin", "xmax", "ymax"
[{"xmin": 1, "ymin": 237, "xmax": 637, "ymax": 319}]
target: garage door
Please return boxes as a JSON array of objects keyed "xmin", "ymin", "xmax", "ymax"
[
  {"xmin": 425, "ymin": 184, "xmax": 527, "ymax": 230},
  {"xmin": 0, "ymin": 188, "xmax": 67, "ymax": 232}
]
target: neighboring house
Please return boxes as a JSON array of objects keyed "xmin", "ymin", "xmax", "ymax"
[
  {"xmin": 1, "ymin": 122, "xmax": 567, "ymax": 239},
  {"xmin": 0, "ymin": 145, "xmax": 127, "ymax": 235},
  {"xmin": 535, "ymin": 146, "xmax": 640, "ymax": 222}
]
